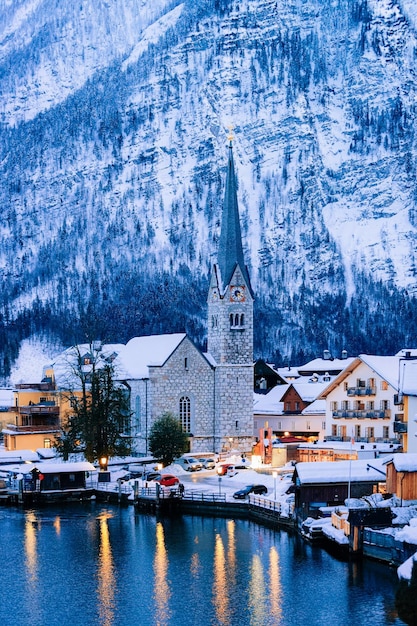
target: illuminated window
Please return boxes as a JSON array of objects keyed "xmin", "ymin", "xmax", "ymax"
[
  {"xmin": 381, "ymin": 381, "xmax": 389, "ymax": 391},
  {"xmin": 44, "ymin": 438, "xmax": 51, "ymax": 448}
]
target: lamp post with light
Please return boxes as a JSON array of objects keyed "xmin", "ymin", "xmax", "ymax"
[{"xmin": 217, "ymin": 467, "xmax": 222, "ymax": 496}]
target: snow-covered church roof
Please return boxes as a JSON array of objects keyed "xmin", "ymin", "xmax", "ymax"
[{"xmin": 117, "ymin": 333, "xmax": 187, "ymax": 379}]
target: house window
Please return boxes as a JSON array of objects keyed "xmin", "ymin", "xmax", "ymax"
[
  {"xmin": 277, "ymin": 421, "xmax": 282, "ymax": 430},
  {"xmin": 341, "ymin": 400, "xmax": 349, "ymax": 410},
  {"xmin": 357, "ymin": 379, "xmax": 366, "ymax": 388},
  {"xmin": 179, "ymin": 396, "xmax": 191, "ymax": 433},
  {"xmin": 285, "ymin": 402, "xmax": 291, "ymax": 411},
  {"xmin": 44, "ymin": 438, "xmax": 51, "ymax": 448},
  {"xmin": 295, "ymin": 402, "xmax": 300, "ymax": 411},
  {"xmin": 343, "ymin": 382, "xmax": 348, "ymax": 391},
  {"xmin": 383, "ymin": 426, "xmax": 389, "ymax": 439},
  {"xmin": 337, "ymin": 425, "xmax": 346, "ymax": 438},
  {"xmin": 322, "ymin": 421, "xmax": 326, "ymax": 430},
  {"xmin": 355, "ymin": 425, "xmax": 361, "ymax": 439},
  {"xmin": 331, "ymin": 401, "xmax": 338, "ymax": 411},
  {"xmin": 332, "ymin": 425, "xmax": 337, "ymax": 436},
  {"xmin": 365, "ymin": 427, "xmax": 375, "ymax": 439},
  {"xmin": 381, "ymin": 381, "xmax": 389, "ymax": 391},
  {"xmin": 367, "ymin": 401, "xmax": 374, "ymax": 410},
  {"xmin": 380, "ymin": 400, "xmax": 390, "ymax": 410}
]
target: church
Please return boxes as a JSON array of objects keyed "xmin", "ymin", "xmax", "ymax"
[
  {"xmin": 4, "ymin": 140, "xmax": 255, "ymax": 457},
  {"xmin": 119, "ymin": 139, "xmax": 255, "ymax": 456}
]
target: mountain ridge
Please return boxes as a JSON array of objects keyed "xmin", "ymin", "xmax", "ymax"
[{"xmin": 1, "ymin": 0, "xmax": 417, "ymax": 380}]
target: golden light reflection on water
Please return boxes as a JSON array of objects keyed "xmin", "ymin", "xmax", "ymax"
[
  {"xmin": 213, "ymin": 533, "xmax": 230, "ymax": 625},
  {"xmin": 249, "ymin": 553, "xmax": 267, "ymax": 626},
  {"xmin": 24, "ymin": 511, "xmax": 39, "ymax": 584},
  {"xmin": 53, "ymin": 516, "xmax": 61, "ymax": 535},
  {"xmin": 97, "ymin": 514, "xmax": 116, "ymax": 626},
  {"xmin": 226, "ymin": 520, "xmax": 236, "ymax": 583},
  {"xmin": 269, "ymin": 546, "xmax": 282, "ymax": 623},
  {"xmin": 153, "ymin": 522, "xmax": 171, "ymax": 626}
]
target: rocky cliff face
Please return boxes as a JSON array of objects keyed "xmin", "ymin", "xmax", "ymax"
[{"xmin": 1, "ymin": 0, "xmax": 417, "ymax": 378}]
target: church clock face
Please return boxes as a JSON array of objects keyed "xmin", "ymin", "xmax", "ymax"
[{"xmin": 230, "ymin": 285, "xmax": 246, "ymax": 302}]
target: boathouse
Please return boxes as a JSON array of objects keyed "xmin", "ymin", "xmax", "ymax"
[
  {"xmin": 293, "ymin": 459, "xmax": 387, "ymax": 524},
  {"xmin": 384, "ymin": 453, "xmax": 417, "ymax": 504}
]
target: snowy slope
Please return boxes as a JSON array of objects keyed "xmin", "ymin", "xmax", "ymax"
[{"xmin": 1, "ymin": 0, "xmax": 417, "ymax": 377}]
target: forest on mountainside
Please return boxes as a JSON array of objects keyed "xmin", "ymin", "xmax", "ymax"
[{"xmin": 1, "ymin": 0, "xmax": 417, "ymax": 380}]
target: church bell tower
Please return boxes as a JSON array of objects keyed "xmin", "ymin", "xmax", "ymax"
[{"xmin": 207, "ymin": 137, "xmax": 254, "ymax": 454}]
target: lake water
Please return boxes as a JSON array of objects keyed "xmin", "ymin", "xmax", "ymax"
[{"xmin": 0, "ymin": 503, "xmax": 406, "ymax": 626}]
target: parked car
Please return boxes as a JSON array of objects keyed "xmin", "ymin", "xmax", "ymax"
[
  {"xmin": 217, "ymin": 463, "xmax": 234, "ymax": 476},
  {"xmin": 157, "ymin": 474, "xmax": 180, "ymax": 487},
  {"xmin": 198, "ymin": 458, "xmax": 216, "ymax": 470},
  {"xmin": 233, "ymin": 485, "xmax": 268, "ymax": 499},
  {"xmin": 176, "ymin": 457, "xmax": 202, "ymax": 472},
  {"xmin": 143, "ymin": 472, "xmax": 162, "ymax": 482}
]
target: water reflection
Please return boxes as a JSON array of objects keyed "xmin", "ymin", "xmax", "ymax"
[
  {"xmin": 269, "ymin": 547, "xmax": 282, "ymax": 623},
  {"xmin": 153, "ymin": 521, "xmax": 171, "ymax": 626},
  {"xmin": 24, "ymin": 511, "xmax": 41, "ymax": 622},
  {"xmin": 97, "ymin": 513, "xmax": 116, "ymax": 626},
  {"xmin": 213, "ymin": 533, "xmax": 230, "ymax": 625},
  {"xmin": 249, "ymin": 554, "xmax": 267, "ymax": 626}
]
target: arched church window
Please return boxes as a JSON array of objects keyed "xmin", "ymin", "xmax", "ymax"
[
  {"xmin": 229, "ymin": 313, "xmax": 234, "ymax": 328},
  {"xmin": 179, "ymin": 396, "xmax": 191, "ymax": 433},
  {"xmin": 240, "ymin": 313, "xmax": 244, "ymax": 326}
]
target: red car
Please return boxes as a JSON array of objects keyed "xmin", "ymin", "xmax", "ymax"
[
  {"xmin": 217, "ymin": 463, "xmax": 234, "ymax": 476},
  {"xmin": 157, "ymin": 474, "xmax": 180, "ymax": 487}
]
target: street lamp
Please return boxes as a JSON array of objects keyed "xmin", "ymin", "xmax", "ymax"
[
  {"xmin": 273, "ymin": 470, "xmax": 278, "ymax": 501},
  {"xmin": 99, "ymin": 456, "xmax": 108, "ymax": 472}
]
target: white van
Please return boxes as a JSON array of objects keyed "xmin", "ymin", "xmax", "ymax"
[{"xmin": 176, "ymin": 457, "xmax": 202, "ymax": 472}]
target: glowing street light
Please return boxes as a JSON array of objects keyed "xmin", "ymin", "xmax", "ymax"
[{"xmin": 99, "ymin": 456, "xmax": 108, "ymax": 471}]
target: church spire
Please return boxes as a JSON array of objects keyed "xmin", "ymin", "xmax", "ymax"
[{"xmin": 217, "ymin": 139, "xmax": 250, "ymax": 292}]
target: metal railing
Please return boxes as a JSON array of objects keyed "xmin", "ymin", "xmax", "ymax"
[{"xmin": 182, "ymin": 491, "xmax": 226, "ymax": 503}]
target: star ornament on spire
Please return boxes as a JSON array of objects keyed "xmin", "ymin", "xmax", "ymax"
[{"xmin": 227, "ymin": 124, "xmax": 234, "ymax": 143}]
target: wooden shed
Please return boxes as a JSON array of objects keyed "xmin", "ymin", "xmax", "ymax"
[
  {"xmin": 293, "ymin": 459, "xmax": 386, "ymax": 524},
  {"xmin": 385, "ymin": 453, "xmax": 417, "ymax": 503}
]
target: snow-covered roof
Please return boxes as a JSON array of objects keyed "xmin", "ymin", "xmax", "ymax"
[
  {"xmin": 384, "ymin": 453, "xmax": 417, "ymax": 472},
  {"xmin": 292, "ymin": 380, "xmax": 329, "ymax": 402},
  {"xmin": 301, "ymin": 399, "xmax": 326, "ymax": 415},
  {"xmin": 118, "ymin": 333, "xmax": 187, "ymax": 378},
  {"xmin": 0, "ymin": 449, "xmax": 39, "ymax": 463},
  {"xmin": 253, "ymin": 385, "xmax": 288, "ymax": 414},
  {"xmin": 360, "ymin": 354, "xmax": 401, "ymax": 389},
  {"xmin": 276, "ymin": 366, "xmax": 300, "ymax": 380},
  {"xmin": 294, "ymin": 458, "xmax": 388, "ymax": 484},
  {"xmin": 298, "ymin": 356, "xmax": 355, "ymax": 373},
  {"xmin": 34, "ymin": 461, "xmax": 96, "ymax": 474},
  {"xmin": 52, "ymin": 342, "xmax": 126, "ymax": 387}
]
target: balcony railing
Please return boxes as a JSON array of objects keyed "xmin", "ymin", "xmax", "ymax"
[
  {"xmin": 5, "ymin": 423, "xmax": 60, "ymax": 433},
  {"xmin": 333, "ymin": 410, "xmax": 390, "ymax": 419},
  {"xmin": 346, "ymin": 386, "xmax": 377, "ymax": 397},
  {"xmin": 393, "ymin": 421, "xmax": 407, "ymax": 434},
  {"xmin": 19, "ymin": 405, "xmax": 59, "ymax": 416}
]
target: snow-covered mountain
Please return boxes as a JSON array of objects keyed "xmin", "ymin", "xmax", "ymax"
[{"xmin": 1, "ymin": 0, "xmax": 417, "ymax": 380}]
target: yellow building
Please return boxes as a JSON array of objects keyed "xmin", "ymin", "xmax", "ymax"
[{"xmin": 2, "ymin": 368, "xmax": 77, "ymax": 453}]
